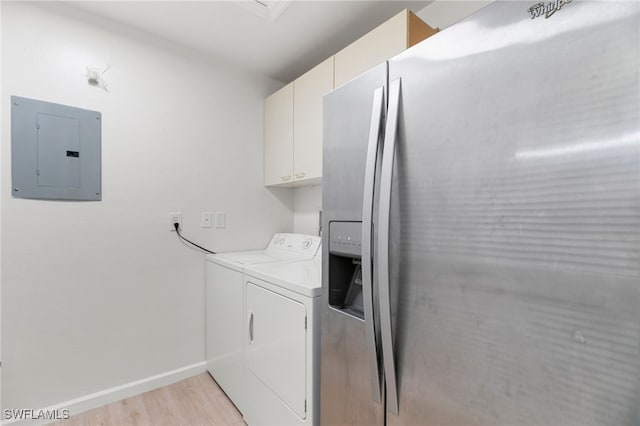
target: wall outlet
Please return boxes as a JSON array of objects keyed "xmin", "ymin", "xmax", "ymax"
[
  {"xmin": 201, "ymin": 212, "xmax": 212, "ymax": 228},
  {"xmin": 169, "ymin": 212, "xmax": 182, "ymax": 231}
]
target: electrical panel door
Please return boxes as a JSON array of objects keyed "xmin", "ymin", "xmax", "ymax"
[{"xmin": 11, "ymin": 96, "xmax": 101, "ymax": 201}]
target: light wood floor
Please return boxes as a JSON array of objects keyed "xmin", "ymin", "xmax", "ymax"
[{"xmin": 49, "ymin": 373, "xmax": 245, "ymax": 426}]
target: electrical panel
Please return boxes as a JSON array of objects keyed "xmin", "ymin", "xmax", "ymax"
[{"xmin": 11, "ymin": 96, "xmax": 102, "ymax": 201}]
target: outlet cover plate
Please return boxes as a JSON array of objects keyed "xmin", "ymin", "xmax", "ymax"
[{"xmin": 169, "ymin": 212, "xmax": 182, "ymax": 231}]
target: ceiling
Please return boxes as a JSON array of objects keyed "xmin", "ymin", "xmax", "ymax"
[{"xmin": 64, "ymin": 1, "xmax": 432, "ymax": 83}]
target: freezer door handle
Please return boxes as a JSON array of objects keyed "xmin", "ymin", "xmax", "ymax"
[
  {"xmin": 378, "ymin": 78, "xmax": 401, "ymax": 415},
  {"xmin": 361, "ymin": 85, "xmax": 385, "ymax": 404}
]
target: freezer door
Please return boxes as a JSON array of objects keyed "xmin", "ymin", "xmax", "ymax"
[
  {"xmin": 321, "ymin": 63, "xmax": 387, "ymax": 426},
  {"xmin": 322, "ymin": 62, "xmax": 388, "ymax": 221},
  {"xmin": 385, "ymin": 2, "xmax": 640, "ymax": 425}
]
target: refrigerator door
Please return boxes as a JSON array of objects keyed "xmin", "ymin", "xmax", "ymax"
[
  {"xmin": 321, "ymin": 63, "xmax": 387, "ymax": 426},
  {"xmin": 385, "ymin": 2, "xmax": 640, "ymax": 425}
]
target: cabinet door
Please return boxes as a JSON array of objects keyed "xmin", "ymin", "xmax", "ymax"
[
  {"xmin": 334, "ymin": 10, "xmax": 437, "ymax": 88},
  {"xmin": 264, "ymin": 82, "xmax": 294, "ymax": 186},
  {"xmin": 246, "ymin": 281, "xmax": 307, "ymax": 419},
  {"xmin": 293, "ymin": 56, "xmax": 334, "ymax": 183},
  {"xmin": 334, "ymin": 10, "xmax": 407, "ymax": 88}
]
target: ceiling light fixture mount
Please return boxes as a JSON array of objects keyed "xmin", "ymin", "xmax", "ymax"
[{"xmin": 235, "ymin": 0, "xmax": 295, "ymax": 21}]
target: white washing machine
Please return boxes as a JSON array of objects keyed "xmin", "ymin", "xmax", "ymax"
[
  {"xmin": 205, "ymin": 234, "xmax": 320, "ymax": 416},
  {"xmin": 242, "ymin": 254, "xmax": 322, "ymax": 426}
]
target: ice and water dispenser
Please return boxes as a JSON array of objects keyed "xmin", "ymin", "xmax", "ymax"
[{"xmin": 328, "ymin": 221, "xmax": 365, "ymax": 319}]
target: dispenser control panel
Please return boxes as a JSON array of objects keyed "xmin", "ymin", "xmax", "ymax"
[{"xmin": 329, "ymin": 221, "xmax": 362, "ymax": 258}]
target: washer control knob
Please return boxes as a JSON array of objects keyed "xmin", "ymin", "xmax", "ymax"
[{"xmin": 303, "ymin": 239, "xmax": 312, "ymax": 249}]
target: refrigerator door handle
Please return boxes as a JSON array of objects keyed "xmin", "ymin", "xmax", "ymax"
[
  {"xmin": 378, "ymin": 78, "xmax": 401, "ymax": 415},
  {"xmin": 361, "ymin": 85, "xmax": 385, "ymax": 404}
]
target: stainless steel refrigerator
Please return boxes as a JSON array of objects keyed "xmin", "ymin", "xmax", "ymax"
[{"xmin": 321, "ymin": 2, "xmax": 640, "ymax": 425}]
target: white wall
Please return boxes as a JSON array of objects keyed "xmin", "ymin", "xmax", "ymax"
[
  {"xmin": 293, "ymin": 185, "xmax": 322, "ymax": 236},
  {"xmin": 1, "ymin": 1, "xmax": 292, "ymax": 413}
]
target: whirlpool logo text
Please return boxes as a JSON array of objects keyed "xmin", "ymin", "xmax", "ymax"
[{"xmin": 528, "ymin": 0, "xmax": 573, "ymax": 19}]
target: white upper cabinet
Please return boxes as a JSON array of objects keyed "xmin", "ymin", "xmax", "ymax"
[
  {"xmin": 264, "ymin": 58, "xmax": 332, "ymax": 187},
  {"xmin": 264, "ymin": 9, "xmax": 437, "ymax": 187},
  {"xmin": 334, "ymin": 9, "xmax": 438, "ymax": 88},
  {"xmin": 293, "ymin": 56, "xmax": 334, "ymax": 184},
  {"xmin": 264, "ymin": 82, "xmax": 294, "ymax": 186}
]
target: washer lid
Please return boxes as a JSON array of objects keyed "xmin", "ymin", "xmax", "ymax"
[
  {"xmin": 244, "ymin": 256, "xmax": 322, "ymax": 297},
  {"xmin": 216, "ymin": 251, "xmax": 290, "ymax": 265},
  {"xmin": 205, "ymin": 253, "xmax": 244, "ymax": 271},
  {"xmin": 205, "ymin": 233, "xmax": 321, "ymax": 271}
]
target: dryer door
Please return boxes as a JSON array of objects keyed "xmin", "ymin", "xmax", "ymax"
[{"xmin": 246, "ymin": 279, "xmax": 307, "ymax": 419}]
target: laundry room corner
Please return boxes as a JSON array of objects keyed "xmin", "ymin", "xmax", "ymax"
[
  {"xmin": 293, "ymin": 185, "xmax": 322, "ymax": 237},
  {"xmin": 0, "ymin": 0, "xmax": 292, "ymax": 417}
]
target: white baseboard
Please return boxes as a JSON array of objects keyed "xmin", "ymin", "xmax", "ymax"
[{"xmin": 3, "ymin": 362, "xmax": 207, "ymax": 426}]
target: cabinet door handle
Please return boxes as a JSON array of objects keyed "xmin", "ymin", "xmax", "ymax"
[
  {"xmin": 295, "ymin": 172, "xmax": 305, "ymax": 179},
  {"xmin": 249, "ymin": 311, "xmax": 254, "ymax": 343},
  {"xmin": 281, "ymin": 175, "xmax": 291, "ymax": 181}
]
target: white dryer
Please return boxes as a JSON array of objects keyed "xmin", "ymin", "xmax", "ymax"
[
  {"xmin": 205, "ymin": 233, "xmax": 320, "ymax": 416},
  {"xmin": 242, "ymin": 255, "xmax": 322, "ymax": 426}
]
